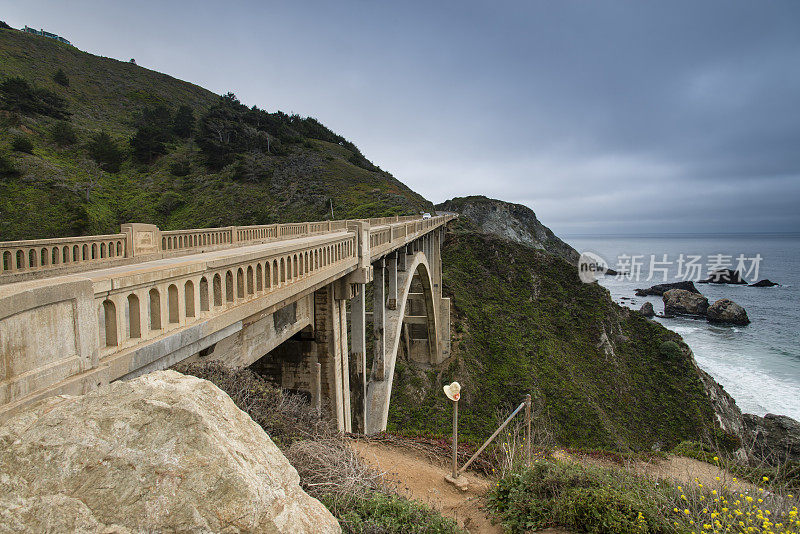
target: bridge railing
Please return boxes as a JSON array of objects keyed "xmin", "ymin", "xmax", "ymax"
[
  {"xmin": 0, "ymin": 233, "xmax": 128, "ymax": 275},
  {"xmin": 0, "ymin": 214, "xmax": 455, "ymax": 282},
  {"xmin": 94, "ymin": 232, "xmax": 360, "ymax": 359}
]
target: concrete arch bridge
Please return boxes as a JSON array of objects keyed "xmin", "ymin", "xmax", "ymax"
[{"xmin": 0, "ymin": 215, "xmax": 455, "ymax": 433}]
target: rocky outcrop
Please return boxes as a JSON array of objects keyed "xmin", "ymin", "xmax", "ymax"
[
  {"xmin": 663, "ymin": 289, "xmax": 709, "ymax": 317},
  {"xmin": 707, "ymin": 298, "xmax": 750, "ymax": 325},
  {"xmin": 635, "ymin": 281, "xmax": 700, "ymax": 297},
  {"xmin": 639, "ymin": 302, "xmax": 655, "ymax": 318},
  {"xmin": 750, "ymin": 279, "xmax": 779, "ymax": 287},
  {"xmin": 436, "ymin": 195, "xmax": 579, "ymax": 264},
  {"xmin": 0, "ymin": 370, "xmax": 340, "ymax": 534},
  {"xmin": 700, "ymin": 269, "xmax": 747, "ymax": 284},
  {"xmin": 743, "ymin": 413, "xmax": 800, "ymax": 465}
]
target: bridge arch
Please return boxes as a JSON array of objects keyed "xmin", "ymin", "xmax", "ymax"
[{"xmin": 366, "ymin": 250, "xmax": 441, "ymax": 434}]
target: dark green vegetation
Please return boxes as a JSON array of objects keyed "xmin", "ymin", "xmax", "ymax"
[
  {"xmin": 177, "ymin": 362, "xmax": 462, "ymax": 534},
  {"xmin": 0, "ymin": 28, "xmax": 431, "ymax": 240},
  {"xmin": 488, "ymin": 461, "xmax": 678, "ymax": 533},
  {"xmin": 321, "ymin": 493, "xmax": 463, "ymax": 534},
  {"xmin": 388, "ymin": 216, "xmax": 723, "ymax": 451},
  {"xmin": 488, "ymin": 459, "xmax": 800, "ymax": 534}
]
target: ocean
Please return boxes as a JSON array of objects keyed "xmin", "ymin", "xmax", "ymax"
[{"xmin": 565, "ymin": 234, "xmax": 800, "ymax": 421}]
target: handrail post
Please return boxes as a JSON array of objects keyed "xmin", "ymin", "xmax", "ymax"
[{"xmin": 524, "ymin": 394, "xmax": 532, "ymax": 467}]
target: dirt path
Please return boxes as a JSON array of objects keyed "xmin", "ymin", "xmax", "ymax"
[
  {"xmin": 352, "ymin": 440, "xmax": 506, "ymax": 533},
  {"xmin": 352, "ymin": 441, "xmax": 746, "ymax": 534}
]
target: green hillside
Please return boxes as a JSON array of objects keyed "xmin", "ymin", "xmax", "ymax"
[
  {"xmin": 388, "ymin": 215, "xmax": 726, "ymax": 452},
  {"xmin": 0, "ymin": 28, "xmax": 431, "ymax": 240}
]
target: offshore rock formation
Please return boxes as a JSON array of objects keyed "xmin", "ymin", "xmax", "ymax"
[
  {"xmin": 749, "ymin": 279, "xmax": 779, "ymax": 287},
  {"xmin": 436, "ymin": 195, "xmax": 579, "ymax": 264},
  {"xmin": 0, "ymin": 370, "xmax": 340, "ymax": 534},
  {"xmin": 663, "ymin": 288, "xmax": 709, "ymax": 317},
  {"xmin": 700, "ymin": 269, "xmax": 747, "ymax": 285},
  {"xmin": 707, "ymin": 298, "xmax": 751, "ymax": 326},
  {"xmin": 635, "ymin": 281, "xmax": 700, "ymax": 297}
]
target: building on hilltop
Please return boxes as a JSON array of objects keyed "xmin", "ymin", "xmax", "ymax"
[{"xmin": 23, "ymin": 25, "xmax": 71, "ymax": 45}]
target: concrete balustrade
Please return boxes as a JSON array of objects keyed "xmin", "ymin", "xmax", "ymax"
[
  {"xmin": 0, "ymin": 233, "xmax": 127, "ymax": 276},
  {"xmin": 0, "ymin": 215, "xmax": 439, "ymax": 285}
]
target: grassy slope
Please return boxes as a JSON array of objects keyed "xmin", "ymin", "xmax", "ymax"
[
  {"xmin": 388, "ymin": 219, "xmax": 720, "ymax": 451},
  {"xmin": 0, "ymin": 29, "xmax": 431, "ymax": 239}
]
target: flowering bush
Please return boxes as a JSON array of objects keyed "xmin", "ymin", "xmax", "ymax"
[{"xmin": 487, "ymin": 459, "xmax": 800, "ymax": 534}]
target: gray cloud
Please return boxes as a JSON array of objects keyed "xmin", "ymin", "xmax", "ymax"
[{"xmin": 4, "ymin": 0, "xmax": 799, "ymax": 234}]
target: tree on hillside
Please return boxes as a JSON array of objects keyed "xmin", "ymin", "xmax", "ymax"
[
  {"xmin": 11, "ymin": 135, "xmax": 33, "ymax": 154},
  {"xmin": 0, "ymin": 152, "xmax": 19, "ymax": 178},
  {"xmin": 130, "ymin": 105, "xmax": 173, "ymax": 163},
  {"xmin": 173, "ymin": 105, "xmax": 195, "ymax": 138},
  {"xmin": 53, "ymin": 69, "xmax": 70, "ymax": 87},
  {"xmin": 196, "ymin": 93, "xmax": 269, "ymax": 169},
  {"xmin": 87, "ymin": 131, "xmax": 124, "ymax": 173},
  {"xmin": 51, "ymin": 121, "xmax": 77, "ymax": 146},
  {"xmin": 0, "ymin": 21, "xmax": 12, "ymax": 30},
  {"xmin": 0, "ymin": 77, "xmax": 70, "ymax": 119}
]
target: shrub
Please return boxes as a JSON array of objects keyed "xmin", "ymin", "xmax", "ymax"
[
  {"xmin": 658, "ymin": 340, "xmax": 681, "ymax": 359},
  {"xmin": 0, "ymin": 152, "xmax": 19, "ymax": 177},
  {"xmin": 173, "ymin": 104, "xmax": 195, "ymax": 138},
  {"xmin": 169, "ymin": 158, "xmax": 192, "ymax": 177},
  {"xmin": 488, "ymin": 460, "xmax": 674, "ymax": 533},
  {"xmin": 156, "ymin": 191, "xmax": 184, "ymax": 216},
  {"xmin": 53, "ymin": 69, "xmax": 69, "ymax": 87},
  {"xmin": 321, "ymin": 492, "xmax": 464, "ymax": 534},
  {"xmin": 86, "ymin": 131, "xmax": 124, "ymax": 173},
  {"xmin": 131, "ymin": 105, "xmax": 174, "ymax": 163},
  {"xmin": 51, "ymin": 120, "xmax": 77, "ymax": 146},
  {"xmin": 0, "ymin": 77, "xmax": 70, "ymax": 119},
  {"xmin": 11, "ymin": 135, "xmax": 33, "ymax": 154}
]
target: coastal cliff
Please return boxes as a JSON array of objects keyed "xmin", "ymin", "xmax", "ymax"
[
  {"xmin": 436, "ymin": 195, "xmax": 579, "ymax": 264},
  {"xmin": 389, "ymin": 197, "xmax": 729, "ymax": 451}
]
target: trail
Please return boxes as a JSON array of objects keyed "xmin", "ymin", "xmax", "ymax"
[
  {"xmin": 351, "ymin": 440, "xmax": 575, "ymax": 534},
  {"xmin": 353, "ymin": 440, "xmax": 745, "ymax": 534},
  {"xmin": 352, "ymin": 440, "xmax": 504, "ymax": 533}
]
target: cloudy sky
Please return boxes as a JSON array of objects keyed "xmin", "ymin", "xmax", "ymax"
[{"xmin": 3, "ymin": 1, "xmax": 799, "ymax": 235}]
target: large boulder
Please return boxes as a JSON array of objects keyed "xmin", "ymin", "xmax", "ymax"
[
  {"xmin": 635, "ymin": 281, "xmax": 700, "ymax": 297},
  {"xmin": 663, "ymin": 289, "xmax": 709, "ymax": 317},
  {"xmin": 707, "ymin": 298, "xmax": 750, "ymax": 325},
  {"xmin": 0, "ymin": 370, "xmax": 341, "ymax": 534},
  {"xmin": 639, "ymin": 302, "xmax": 655, "ymax": 318},
  {"xmin": 743, "ymin": 413, "xmax": 800, "ymax": 465}
]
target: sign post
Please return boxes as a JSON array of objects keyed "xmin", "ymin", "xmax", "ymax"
[{"xmin": 444, "ymin": 382, "xmax": 467, "ymax": 489}]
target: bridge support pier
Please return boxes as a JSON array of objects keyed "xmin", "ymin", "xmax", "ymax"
[
  {"xmin": 313, "ymin": 285, "xmax": 351, "ymax": 432},
  {"xmin": 349, "ymin": 283, "xmax": 367, "ymax": 433},
  {"xmin": 372, "ymin": 258, "xmax": 386, "ymax": 381},
  {"xmin": 387, "ymin": 253, "xmax": 398, "ymax": 310}
]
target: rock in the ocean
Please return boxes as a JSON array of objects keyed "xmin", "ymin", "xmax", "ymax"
[
  {"xmin": 635, "ymin": 281, "xmax": 700, "ymax": 297},
  {"xmin": 743, "ymin": 413, "xmax": 800, "ymax": 465},
  {"xmin": 700, "ymin": 269, "xmax": 747, "ymax": 284},
  {"xmin": 749, "ymin": 279, "xmax": 779, "ymax": 287},
  {"xmin": 663, "ymin": 289, "xmax": 709, "ymax": 317},
  {"xmin": 639, "ymin": 302, "xmax": 655, "ymax": 318},
  {"xmin": 706, "ymin": 298, "xmax": 750, "ymax": 325},
  {"xmin": 0, "ymin": 370, "xmax": 341, "ymax": 534}
]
